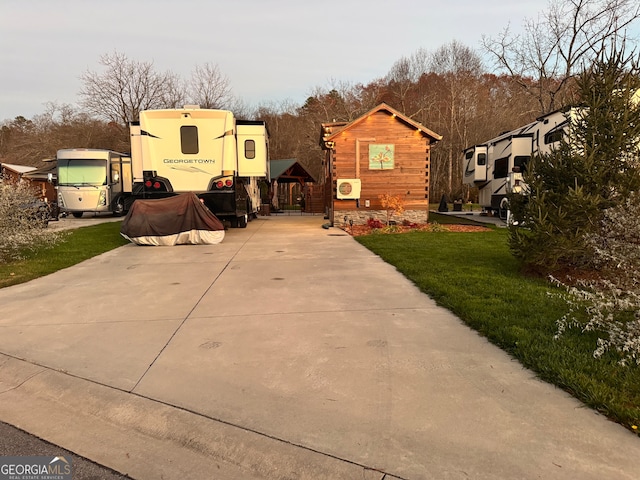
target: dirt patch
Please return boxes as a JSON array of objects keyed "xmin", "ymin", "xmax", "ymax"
[{"xmin": 342, "ymin": 223, "xmax": 491, "ymax": 236}]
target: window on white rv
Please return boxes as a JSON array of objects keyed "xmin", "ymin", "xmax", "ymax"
[
  {"xmin": 477, "ymin": 153, "xmax": 486, "ymax": 166},
  {"xmin": 514, "ymin": 155, "xmax": 530, "ymax": 172},
  {"xmin": 181, "ymin": 126, "xmax": 199, "ymax": 154},
  {"xmin": 244, "ymin": 139, "xmax": 256, "ymax": 159},
  {"xmin": 494, "ymin": 157, "xmax": 509, "ymax": 178},
  {"xmin": 111, "ymin": 163, "xmax": 121, "ymax": 184},
  {"xmin": 57, "ymin": 159, "xmax": 108, "ymax": 186},
  {"xmin": 544, "ymin": 130, "xmax": 563, "ymax": 145}
]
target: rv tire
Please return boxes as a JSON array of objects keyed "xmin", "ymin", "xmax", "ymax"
[
  {"xmin": 72, "ymin": 212, "xmax": 83, "ymax": 218},
  {"xmin": 238, "ymin": 213, "xmax": 248, "ymax": 228}
]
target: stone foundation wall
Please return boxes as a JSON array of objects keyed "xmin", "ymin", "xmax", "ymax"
[{"xmin": 333, "ymin": 209, "xmax": 429, "ymax": 226}]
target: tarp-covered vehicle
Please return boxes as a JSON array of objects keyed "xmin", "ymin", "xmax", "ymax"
[{"xmin": 120, "ymin": 193, "xmax": 225, "ymax": 246}]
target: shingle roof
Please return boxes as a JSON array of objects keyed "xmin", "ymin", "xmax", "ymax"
[
  {"xmin": 321, "ymin": 103, "xmax": 442, "ymax": 147},
  {"xmin": 270, "ymin": 159, "xmax": 315, "ymax": 183}
]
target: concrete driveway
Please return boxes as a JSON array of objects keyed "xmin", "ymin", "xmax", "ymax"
[
  {"xmin": 48, "ymin": 211, "xmax": 123, "ymax": 231},
  {"xmin": 0, "ymin": 216, "xmax": 638, "ymax": 479}
]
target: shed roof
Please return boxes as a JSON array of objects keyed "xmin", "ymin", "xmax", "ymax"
[
  {"xmin": 270, "ymin": 159, "xmax": 316, "ymax": 183},
  {"xmin": 320, "ymin": 103, "xmax": 442, "ymax": 149},
  {"xmin": 1, "ymin": 163, "xmax": 37, "ymax": 174}
]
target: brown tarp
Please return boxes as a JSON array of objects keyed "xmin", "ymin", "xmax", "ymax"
[{"xmin": 121, "ymin": 193, "xmax": 225, "ymax": 246}]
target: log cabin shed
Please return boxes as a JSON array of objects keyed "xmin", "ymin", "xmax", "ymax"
[
  {"xmin": 1, "ymin": 161, "xmax": 57, "ymax": 203},
  {"xmin": 320, "ymin": 103, "xmax": 442, "ymax": 226},
  {"xmin": 22, "ymin": 161, "xmax": 58, "ymax": 202},
  {"xmin": 0, "ymin": 162, "xmax": 36, "ymax": 182}
]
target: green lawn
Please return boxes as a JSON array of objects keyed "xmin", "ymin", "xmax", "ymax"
[
  {"xmin": 357, "ymin": 227, "xmax": 640, "ymax": 433},
  {"xmin": 0, "ymin": 221, "xmax": 128, "ymax": 288}
]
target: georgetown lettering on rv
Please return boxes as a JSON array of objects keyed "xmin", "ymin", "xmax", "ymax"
[{"xmin": 163, "ymin": 158, "xmax": 216, "ymax": 164}]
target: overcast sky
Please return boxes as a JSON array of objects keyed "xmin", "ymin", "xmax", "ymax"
[{"xmin": 0, "ymin": 0, "xmax": 615, "ymax": 121}]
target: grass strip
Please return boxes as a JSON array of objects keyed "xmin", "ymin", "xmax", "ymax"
[{"xmin": 0, "ymin": 222, "xmax": 129, "ymax": 288}]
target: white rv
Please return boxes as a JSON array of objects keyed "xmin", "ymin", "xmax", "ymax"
[
  {"xmin": 56, "ymin": 149, "xmax": 133, "ymax": 218},
  {"xmin": 462, "ymin": 109, "xmax": 568, "ymax": 219},
  {"xmin": 130, "ymin": 107, "xmax": 269, "ymax": 227}
]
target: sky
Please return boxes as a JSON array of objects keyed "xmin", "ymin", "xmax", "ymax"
[{"xmin": 0, "ymin": 0, "xmax": 611, "ymax": 121}]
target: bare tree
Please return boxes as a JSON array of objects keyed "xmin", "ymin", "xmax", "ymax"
[
  {"xmin": 161, "ymin": 72, "xmax": 188, "ymax": 109},
  {"xmin": 79, "ymin": 51, "xmax": 184, "ymax": 126},
  {"xmin": 187, "ymin": 62, "xmax": 233, "ymax": 109},
  {"xmin": 426, "ymin": 41, "xmax": 485, "ymax": 199},
  {"xmin": 255, "ymin": 100, "xmax": 301, "ymax": 162},
  {"xmin": 0, "ymin": 103, "xmax": 131, "ymax": 167},
  {"xmin": 482, "ymin": 0, "xmax": 640, "ymax": 113},
  {"xmin": 385, "ymin": 57, "xmax": 415, "ymax": 113}
]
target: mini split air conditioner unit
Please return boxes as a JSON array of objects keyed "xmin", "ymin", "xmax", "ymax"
[{"xmin": 336, "ymin": 179, "xmax": 361, "ymax": 199}]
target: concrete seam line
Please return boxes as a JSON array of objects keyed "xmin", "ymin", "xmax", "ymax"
[{"xmin": 129, "ymin": 222, "xmax": 263, "ymax": 391}]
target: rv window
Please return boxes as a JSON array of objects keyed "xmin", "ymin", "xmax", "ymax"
[
  {"xmin": 111, "ymin": 164, "xmax": 121, "ymax": 184},
  {"xmin": 544, "ymin": 130, "xmax": 563, "ymax": 145},
  {"xmin": 514, "ymin": 155, "xmax": 530, "ymax": 172},
  {"xmin": 494, "ymin": 157, "xmax": 509, "ymax": 179},
  {"xmin": 465, "ymin": 150, "xmax": 473, "ymax": 160},
  {"xmin": 245, "ymin": 139, "xmax": 256, "ymax": 159},
  {"xmin": 180, "ymin": 126, "xmax": 199, "ymax": 154},
  {"xmin": 57, "ymin": 159, "xmax": 108, "ymax": 186},
  {"xmin": 477, "ymin": 153, "xmax": 486, "ymax": 166}
]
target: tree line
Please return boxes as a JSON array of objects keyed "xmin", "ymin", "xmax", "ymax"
[{"xmin": 1, "ymin": 0, "xmax": 638, "ymax": 203}]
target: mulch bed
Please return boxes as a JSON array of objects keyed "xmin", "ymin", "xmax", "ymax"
[{"xmin": 341, "ymin": 224, "xmax": 491, "ymax": 236}]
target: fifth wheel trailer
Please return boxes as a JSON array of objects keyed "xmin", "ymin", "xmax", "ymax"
[
  {"xmin": 130, "ymin": 107, "xmax": 269, "ymax": 227},
  {"xmin": 462, "ymin": 109, "xmax": 568, "ymax": 219}
]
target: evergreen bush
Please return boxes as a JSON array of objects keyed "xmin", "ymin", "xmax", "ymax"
[{"xmin": 509, "ymin": 46, "xmax": 640, "ymax": 273}]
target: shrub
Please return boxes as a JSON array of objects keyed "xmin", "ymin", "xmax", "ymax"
[
  {"xmin": 509, "ymin": 46, "xmax": 640, "ymax": 273},
  {"xmin": 0, "ymin": 181, "xmax": 60, "ymax": 262},
  {"xmin": 382, "ymin": 224, "xmax": 402, "ymax": 234},
  {"xmin": 553, "ymin": 193, "xmax": 640, "ymax": 366},
  {"xmin": 402, "ymin": 219, "xmax": 418, "ymax": 228},
  {"xmin": 367, "ymin": 217, "xmax": 385, "ymax": 229},
  {"xmin": 426, "ymin": 221, "xmax": 448, "ymax": 232}
]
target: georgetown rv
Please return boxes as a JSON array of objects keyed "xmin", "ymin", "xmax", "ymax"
[{"xmin": 130, "ymin": 107, "xmax": 269, "ymax": 227}]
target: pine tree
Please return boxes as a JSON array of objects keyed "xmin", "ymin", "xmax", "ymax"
[{"xmin": 509, "ymin": 46, "xmax": 640, "ymax": 273}]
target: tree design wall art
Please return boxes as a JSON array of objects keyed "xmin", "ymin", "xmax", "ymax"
[{"xmin": 369, "ymin": 144, "xmax": 395, "ymax": 170}]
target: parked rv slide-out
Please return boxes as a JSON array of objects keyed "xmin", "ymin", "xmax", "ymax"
[
  {"xmin": 55, "ymin": 107, "xmax": 269, "ymax": 227},
  {"xmin": 462, "ymin": 109, "xmax": 568, "ymax": 221}
]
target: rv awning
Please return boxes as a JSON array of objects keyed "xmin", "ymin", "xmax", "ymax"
[{"xmin": 22, "ymin": 162, "xmax": 57, "ymax": 181}]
